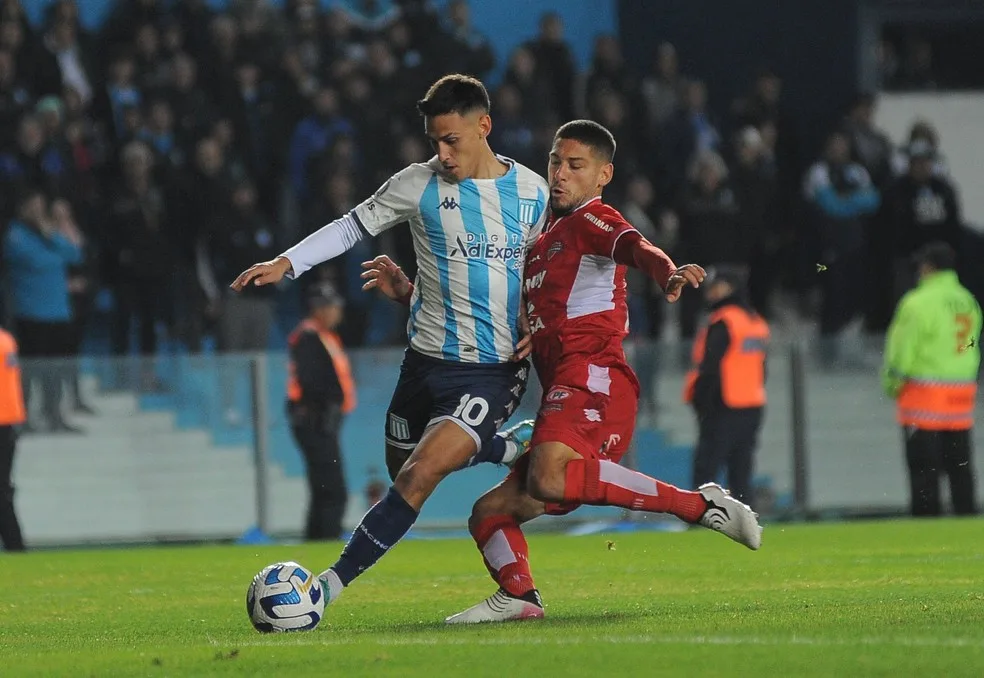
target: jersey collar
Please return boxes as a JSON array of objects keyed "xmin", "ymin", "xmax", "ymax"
[{"xmin": 548, "ymin": 196, "xmax": 602, "ymax": 231}]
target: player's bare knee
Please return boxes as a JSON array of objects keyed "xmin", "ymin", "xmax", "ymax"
[
  {"xmin": 467, "ymin": 499, "xmax": 492, "ymax": 534},
  {"xmin": 392, "ymin": 458, "xmax": 445, "ymax": 508}
]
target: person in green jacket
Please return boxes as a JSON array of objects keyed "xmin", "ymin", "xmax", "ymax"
[{"xmin": 882, "ymin": 241, "xmax": 981, "ymax": 516}]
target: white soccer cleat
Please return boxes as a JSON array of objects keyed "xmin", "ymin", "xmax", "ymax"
[
  {"xmin": 445, "ymin": 589, "xmax": 544, "ymax": 625},
  {"xmin": 696, "ymin": 483, "xmax": 763, "ymax": 551}
]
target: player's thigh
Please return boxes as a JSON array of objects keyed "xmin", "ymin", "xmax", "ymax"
[
  {"xmin": 429, "ymin": 360, "xmax": 531, "ymax": 466},
  {"xmin": 395, "ymin": 419, "xmax": 483, "ymax": 507}
]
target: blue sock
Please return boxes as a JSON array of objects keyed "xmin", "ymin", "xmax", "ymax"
[
  {"xmin": 465, "ymin": 434, "xmax": 507, "ymax": 467},
  {"xmin": 331, "ymin": 487, "xmax": 419, "ymax": 586}
]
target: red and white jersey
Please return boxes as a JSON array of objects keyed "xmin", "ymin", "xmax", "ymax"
[{"xmin": 524, "ymin": 197, "xmax": 638, "ymax": 381}]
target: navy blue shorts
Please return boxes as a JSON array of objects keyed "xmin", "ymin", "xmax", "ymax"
[{"xmin": 384, "ymin": 349, "xmax": 530, "ymax": 463}]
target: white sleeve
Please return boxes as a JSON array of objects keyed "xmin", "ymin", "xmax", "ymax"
[
  {"xmin": 280, "ymin": 213, "xmax": 366, "ymax": 279},
  {"xmin": 351, "ymin": 164, "xmax": 426, "ymax": 236}
]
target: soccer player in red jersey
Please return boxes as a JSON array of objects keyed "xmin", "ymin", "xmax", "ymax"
[{"xmin": 362, "ymin": 120, "xmax": 762, "ymax": 625}]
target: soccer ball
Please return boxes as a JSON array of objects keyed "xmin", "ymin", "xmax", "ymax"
[{"xmin": 246, "ymin": 561, "xmax": 325, "ymax": 633}]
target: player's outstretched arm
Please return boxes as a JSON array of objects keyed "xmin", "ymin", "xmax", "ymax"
[
  {"xmin": 230, "ymin": 213, "xmax": 367, "ymax": 291},
  {"xmin": 361, "ymin": 255, "xmax": 413, "ymax": 304},
  {"xmin": 611, "ymin": 231, "xmax": 704, "ymax": 303},
  {"xmin": 230, "ymin": 255, "xmax": 293, "ymax": 291},
  {"xmin": 232, "ymin": 165, "xmax": 427, "ymax": 292}
]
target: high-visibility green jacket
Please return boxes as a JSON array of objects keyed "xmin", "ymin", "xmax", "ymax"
[{"xmin": 882, "ymin": 270, "xmax": 982, "ymax": 399}]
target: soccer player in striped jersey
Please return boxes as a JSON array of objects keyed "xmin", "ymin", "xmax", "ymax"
[{"xmin": 231, "ymin": 74, "xmax": 548, "ymax": 608}]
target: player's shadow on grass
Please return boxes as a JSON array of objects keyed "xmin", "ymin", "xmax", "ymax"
[{"xmin": 363, "ymin": 608, "xmax": 658, "ymax": 636}]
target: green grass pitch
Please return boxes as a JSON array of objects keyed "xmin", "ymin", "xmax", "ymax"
[{"xmin": 1, "ymin": 519, "xmax": 982, "ymax": 677}]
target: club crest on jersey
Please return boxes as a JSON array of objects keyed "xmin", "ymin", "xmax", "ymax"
[
  {"xmin": 518, "ymin": 198, "xmax": 539, "ymax": 226},
  {"xmin": 547, "ymin": 388, "xmax": 571, "ymax": 402},
  {"xmin": 547, "ymin": 241, "xmax": 563, "ymax": 260}
]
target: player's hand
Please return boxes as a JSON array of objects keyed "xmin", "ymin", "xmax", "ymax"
[
  {"xmin": 230, "ymin": 256, "xmax": 292, "ymax": 291},
  {"xmin": 512, "ymin": 310, "xmax": 532, "ymax": 362},
  {"xmin": 664, "ymin": 264, "xmax": 706, "ymax": 303},
  {"xmin": 361, "ymin": 255, "xmax": 411, "ymax": 301}
]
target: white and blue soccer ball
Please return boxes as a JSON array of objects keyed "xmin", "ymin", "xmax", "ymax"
[{"xmin": 246, "ymin": 561, "xmax": 324, "ymax": 633}]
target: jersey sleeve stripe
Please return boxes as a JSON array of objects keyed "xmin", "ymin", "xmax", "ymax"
[{"xmin": 349, "ymin": 209, "xmax": 372, "ymax": 239}]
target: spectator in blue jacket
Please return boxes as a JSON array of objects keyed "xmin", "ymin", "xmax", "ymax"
[
  {"xmin": 287, "ymin": 86, "xmax": 354, "ymax": 204},
  {"xmin": 803, "ymin": 130, "xmax": 881, "ymax": 367},
  {"xmin": 2, "ymin": 188, "xmax": 82, "ymax": 432}
]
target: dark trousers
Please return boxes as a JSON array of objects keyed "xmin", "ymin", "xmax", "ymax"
[
  {"xmin": 0, "ymin": 426, "xmax": 25, "ymax": 551},
  {"xmin": 14, "ymin": 318, "xmax": 74, "ymax": 425},
  {"xmin": 692, "ymin": 407, "xmax": 763, "ymax": 507},
  {"xmin": 820, "ymin": 249, "xmax": 865, "ymax": 336},
  {"xmin": 904, "ymin": 427, "xmax": 978, "ymax": 516},
  {"xmin": 112, "ymin": 279, "xmax": 168, "ymax": 355},
  {"xmin": 290, "ymin": 404, "xmax": 348, "ymax": 541}
]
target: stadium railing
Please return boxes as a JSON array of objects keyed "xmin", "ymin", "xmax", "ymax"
[{"xmin": 10, "ymin": 343, "xmax": 983, "ymax": 547}]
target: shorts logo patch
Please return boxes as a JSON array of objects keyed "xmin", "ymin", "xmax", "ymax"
[
  {"xmin": 388, "ymin": 414, "xmax": 411, "ymax": 440},
  {"xmin": 547, "ymin": 388, "xmax": 571, "ymax": 402},
  {"xmin": 584, "ymin": 408, "xmax": 602, "ymax": 422}
]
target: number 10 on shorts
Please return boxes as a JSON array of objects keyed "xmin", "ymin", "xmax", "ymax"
[{"xmin": 453, "ymin": 394, "xmax": 490, "ymax": 426}]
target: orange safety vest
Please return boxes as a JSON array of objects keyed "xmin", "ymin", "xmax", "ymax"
[
  {"xmin": 0, "ymin": 329, "xmax": 26, "ymax": 426},
  {"xmin": 287, "ymin": 319, "xmax": 357, "ymax": 414},
  {"xmin": 683, "ymin": 305, "xmax": 770, "ymax": 408},
  {"xmin": 897, "ymin": 379, "xmax": 976, "ymax": 431}
]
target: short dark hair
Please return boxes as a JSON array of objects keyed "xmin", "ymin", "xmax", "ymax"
[
  {"xmin": 553, "ymin": 119, "xmax": 616, "ymax": 162},
  {"xmin": 913, "ymin": 241, "xmax": 956, "ymax": 272},
  {"xmin": 416, "ymin": 74, "xmax": 490, "ymax": 118}
]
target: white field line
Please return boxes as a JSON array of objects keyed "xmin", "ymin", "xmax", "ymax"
[{"xmin": 219, "ymin": 634, "xmax": 984, "ymax": 650}]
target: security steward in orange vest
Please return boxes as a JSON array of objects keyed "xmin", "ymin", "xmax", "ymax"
[
  {"xmin": 0, "ymin": 326, "xmax": 27, "ymax": 551},
  {"xmin": 683, "ymin": 266, "xmax": 769, "ymax": 506},
  {"xmin": 287, "ymin": 283, "xmax": 357, "ymax": 541}
]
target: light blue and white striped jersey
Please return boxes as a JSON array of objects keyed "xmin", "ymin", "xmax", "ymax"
[{"xmin": 352, "ymin": 156, "xmax": 548, "ymax": 364}]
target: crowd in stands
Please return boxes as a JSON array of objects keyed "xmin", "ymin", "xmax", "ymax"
[{"xmin": 0, "ymin": 0, "xmax": 979, "ymax": 398}]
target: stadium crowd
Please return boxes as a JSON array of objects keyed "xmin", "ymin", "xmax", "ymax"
[{"xmin": 0, "ymin": 0, "xmax": 979, "ymax": 384}]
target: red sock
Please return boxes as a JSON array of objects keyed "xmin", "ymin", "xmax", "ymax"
[
  {"xmin": 470, "ymin": 515, "xmax": 535, "ymax": 598},
  {"xmin": 564, "ymin": 458, "xmax": 707, "ymax": 523}
]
